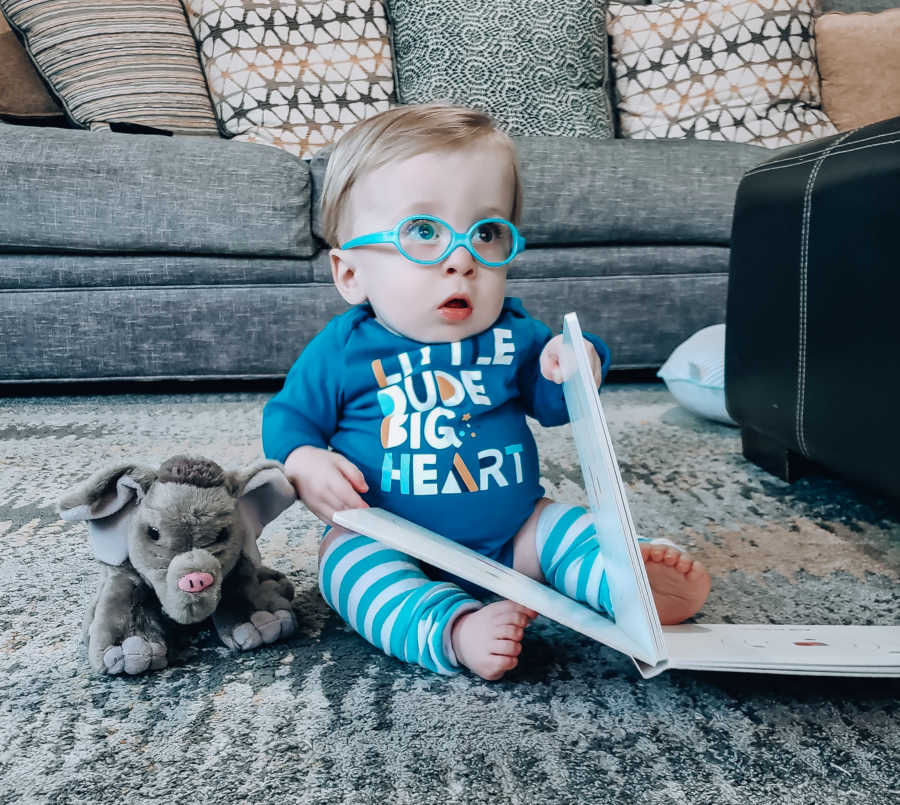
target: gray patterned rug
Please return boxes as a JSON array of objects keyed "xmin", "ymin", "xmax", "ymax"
[{"xmin": 1, "ymin": 383, "xmax": 898, "ymax": 805}]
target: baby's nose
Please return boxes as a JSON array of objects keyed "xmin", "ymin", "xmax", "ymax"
[{"xmin": 443, "ymin": 245, "xmax": 477, "ymax": 275}]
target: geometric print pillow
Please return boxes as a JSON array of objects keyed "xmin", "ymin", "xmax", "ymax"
[
  {"xmin": 387, "ymin": 0, "xmax": 614, "ymax": 138},
  {"xmin": 183, "ymin": 0, "xmax": 394, "ymax": 159},
  {"xmin": 607, "ymin": 0, "xmax": 838, "ymax": 148}
]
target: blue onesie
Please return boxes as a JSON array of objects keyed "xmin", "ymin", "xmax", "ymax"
[{"xmin": 262, "ymin": 297, "xmax": 610, "ymax": 569}]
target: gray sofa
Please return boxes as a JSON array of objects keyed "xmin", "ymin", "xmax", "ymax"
[
  {"xmin": 0, "ymin": 123, "xmax": 769, "ymax": 383},
  {"xmin": 0, "ymin": 0, "xmax": 889, "ymax": 385}
]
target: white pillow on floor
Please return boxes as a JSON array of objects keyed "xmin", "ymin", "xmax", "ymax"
[{"xmin": 657, "ymin": 324, "xmax": 737, "ymax": 426}]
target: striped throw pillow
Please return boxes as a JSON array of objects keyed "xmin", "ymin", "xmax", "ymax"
[{"xmin": 0, "ymin": 0, "xmax": 218, "ymax": 135}]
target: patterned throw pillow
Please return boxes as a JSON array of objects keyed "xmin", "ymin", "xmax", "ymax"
[
  {"xmin": 183, "ymin": 0, "xmax": 394, "ymax": 160},
  {"xmin": 386, "ymin": 0, "xmax": 613, "ymax": 138},
  {"xmin": 0, "ymin": 0, "xmax": 218, "ymax": 134},
  {"xmin": 607, "ymin": 0, "xmax": 837, "ymax": 148}
]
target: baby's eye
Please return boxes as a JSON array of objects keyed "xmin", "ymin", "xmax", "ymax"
[
  {"xmin": 403, "ymin": 219, "xmax": 439, "ymax": 241},
  {"xmin": 473, "ymin": 222, "xmax": 503, "ymax": 243}
]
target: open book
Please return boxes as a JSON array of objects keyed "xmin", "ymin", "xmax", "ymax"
[{"xmin": 335, "ymin": 314, "xmax": 900, "ymax": 678}]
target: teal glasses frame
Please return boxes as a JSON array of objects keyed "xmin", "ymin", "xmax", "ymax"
[{"xmin": 340, "ymin": 215, "xmax": 526, "ymax": 267}]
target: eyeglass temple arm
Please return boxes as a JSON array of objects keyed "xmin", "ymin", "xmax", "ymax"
[{"xmin": 341, "ymin": 231, "xmax": 395, "ymax": 250}]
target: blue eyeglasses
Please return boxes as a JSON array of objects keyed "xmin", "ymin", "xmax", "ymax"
[{"xmin": 340, "ymin": 215, "xmax": 526, "ymax": 267}]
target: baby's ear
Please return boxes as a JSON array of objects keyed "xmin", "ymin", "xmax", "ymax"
[{"xmin": 330, "ymin": 248, "xmax": 367, "ymax": 305}]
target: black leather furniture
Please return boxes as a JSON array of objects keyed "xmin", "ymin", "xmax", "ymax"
[{"xmin": 725, "ymin": 115, "xmax": 900, "ymax": 503}]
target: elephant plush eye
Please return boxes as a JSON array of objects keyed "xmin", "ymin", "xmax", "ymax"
[
  {"xmin": 217, "ymin": 527, "xmax": 228, "ymax": 542},
  {"xmin": 147, "ymin": 526, "xmax": 160, "ymax": 541}
]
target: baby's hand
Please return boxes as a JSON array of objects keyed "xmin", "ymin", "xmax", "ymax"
[
  {"xmin": 283, "ymin": 445, "xmax": 369, "ymax": 526},
  {"xmin": 539, "ymin": 334, "xmax": 603, "ymax": 387}
]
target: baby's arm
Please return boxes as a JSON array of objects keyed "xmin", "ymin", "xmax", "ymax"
[{"xmin": 262, "ymin": 317, "xmax": 368, "ymax": 526}]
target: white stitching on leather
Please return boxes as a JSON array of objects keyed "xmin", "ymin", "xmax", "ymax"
[
  {"xmin": 744, "ymin": 126, "xmax": 887, "ymax": 170},
  {"xmin": 747, "ymin": 136, "xmax": 900, "ymax": 178},
  {"xmin": 795, "ymin": 130, "xmax": 854, "ymax": 457}
]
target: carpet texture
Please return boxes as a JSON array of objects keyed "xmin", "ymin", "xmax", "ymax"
[{"xmin": 1, "ymin": 383, "xmax": 897, "ymax": 804}]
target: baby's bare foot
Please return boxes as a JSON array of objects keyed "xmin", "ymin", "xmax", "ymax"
[
  {"xmin": 641, "ymin": 542, "xmax": 711, "ymax": 625},
  {"xmin": 451, "ymin": 600, "xmax": 537, "ymax": 681}
]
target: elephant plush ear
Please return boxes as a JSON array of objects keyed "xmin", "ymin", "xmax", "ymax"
[
  {"xmin": 58, "ymin": 464, "xmax": 157, "ymax": 566},
  {"xmin": 232, "ymin": 460, "xmax": 297, "ymax": 564}
]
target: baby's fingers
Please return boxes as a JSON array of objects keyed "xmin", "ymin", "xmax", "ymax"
[
  {"xmin": 335, "ymin": 455, "xmax": 369, "ymax": 493},
  {"xmin": 327, "ymin": 476, "xmax": 369, "ymax": 512}
]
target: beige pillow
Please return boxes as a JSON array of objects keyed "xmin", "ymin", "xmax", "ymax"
[{"xmin": 816, "ymin": 9, "xmax": 900, "ymax": 132}]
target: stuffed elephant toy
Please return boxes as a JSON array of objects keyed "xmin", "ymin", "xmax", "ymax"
[{"xmin": 59, "ymin": 454, "xmax": 298, "ymax": 675}]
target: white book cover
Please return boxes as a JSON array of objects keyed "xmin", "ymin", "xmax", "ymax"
[{"xmin": 335, "ymin": 313, "xmax": 900, "ymax": 678}]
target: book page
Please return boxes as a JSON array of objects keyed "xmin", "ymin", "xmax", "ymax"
[
  {"xmin": 560, "ymin": 313, "xmax": 666, "ymax": 665},
  {"xmin": 636, "ymin": 624, "xmax": 900, "ymax": 678}
]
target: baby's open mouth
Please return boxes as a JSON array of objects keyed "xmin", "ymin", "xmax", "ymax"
[{"xmin": 438, "ymin": 295, "xmax": 472, "ymax": 321}]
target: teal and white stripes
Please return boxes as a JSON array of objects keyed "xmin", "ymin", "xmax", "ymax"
[
  {"xmin": 536, "ymin": 503, "xmax": 613, "ymax": 617},
  {"xmin": 319, "ymin": 532, "xmax": 480, "ymax": 675}
]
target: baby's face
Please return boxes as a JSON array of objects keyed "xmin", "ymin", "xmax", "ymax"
[{"xmin": 331, "ymin": 142, "xmax": 517, "ymax": 343}]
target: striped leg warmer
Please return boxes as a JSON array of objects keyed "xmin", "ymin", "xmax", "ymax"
[
  {"xmin": 319, "ymin": 532, "xmax": 481, "ymax": 675},
  {"xmin": 535, "ymin": 503, "xmax": 614, "ymax": 617}
]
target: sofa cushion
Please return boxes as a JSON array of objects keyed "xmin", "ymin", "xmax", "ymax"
[
  {"xmin": 820, "ymin": 0, "xmax": 897, "ymax": 10},
  {"xmin": 0, "ymin": 123, "xmax": 315, "ymax": 258},
  {"xmin": 516, "ymin": 137, "xmax": 774, "ymax": 247},
  {"xmin": 309, "ymin": 136, "xmax": 769, "ymax": 248}
]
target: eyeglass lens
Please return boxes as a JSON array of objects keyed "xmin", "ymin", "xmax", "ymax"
[{"xmin": 398, "ymin": 218, "xmax": 515, "ymax": 264}]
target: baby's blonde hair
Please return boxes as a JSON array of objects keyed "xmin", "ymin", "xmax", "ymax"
[{"xmin": 320, "ymin": 104, "xmax": 523, "ymax": 247}]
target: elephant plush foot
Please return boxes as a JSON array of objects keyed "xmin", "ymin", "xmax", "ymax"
[
  {"xmin": 229, "ymin": 609, "xmax": 296, "ymax": 651},
  {"xmin": 102, "ymin": 636, "xmax": 168, "ymax": 675}
]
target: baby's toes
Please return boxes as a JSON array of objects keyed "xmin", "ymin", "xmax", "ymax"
[
  {"xmin": 647, "ymin": 544, "xmax": 667, "ymax": 562},
  {"xmin": 675, "ymin": 553, "xmax": 694, "ymax": 575},
  {"xmin": 490, "ymin": 638, "xmax": 523, "ymax": 658},
  {"xmin": 482, "ymin": 655, "xmax": 518, "ymax": 681},
  {"xmin": 662, "ymin": 547, "xmax": 682, "ymax": 567},
  {"xmin": 687, "ymin": 559, "xmax": 708, "ymax": 581},
  {"xmin": 495, "ymin": 624, "xmax": 524, "ymax": 642}
]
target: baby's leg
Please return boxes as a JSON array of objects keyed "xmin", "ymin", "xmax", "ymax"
[
  {"xmin": 319, "ymin": 528, "xmax": 535, "ymax": 679},
  {"xmin": 514, "ymin": 501, "xmax": 710, "ymax": 625}
]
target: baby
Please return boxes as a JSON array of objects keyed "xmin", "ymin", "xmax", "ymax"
[{"xmin": 262, "ymin": 104, "xmax": 711, "ymax": 680}]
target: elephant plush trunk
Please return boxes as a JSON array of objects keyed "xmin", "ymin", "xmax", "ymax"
[{"xmin": 163, "ymin": 549, "xmax": 223, "ymax": 624}]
